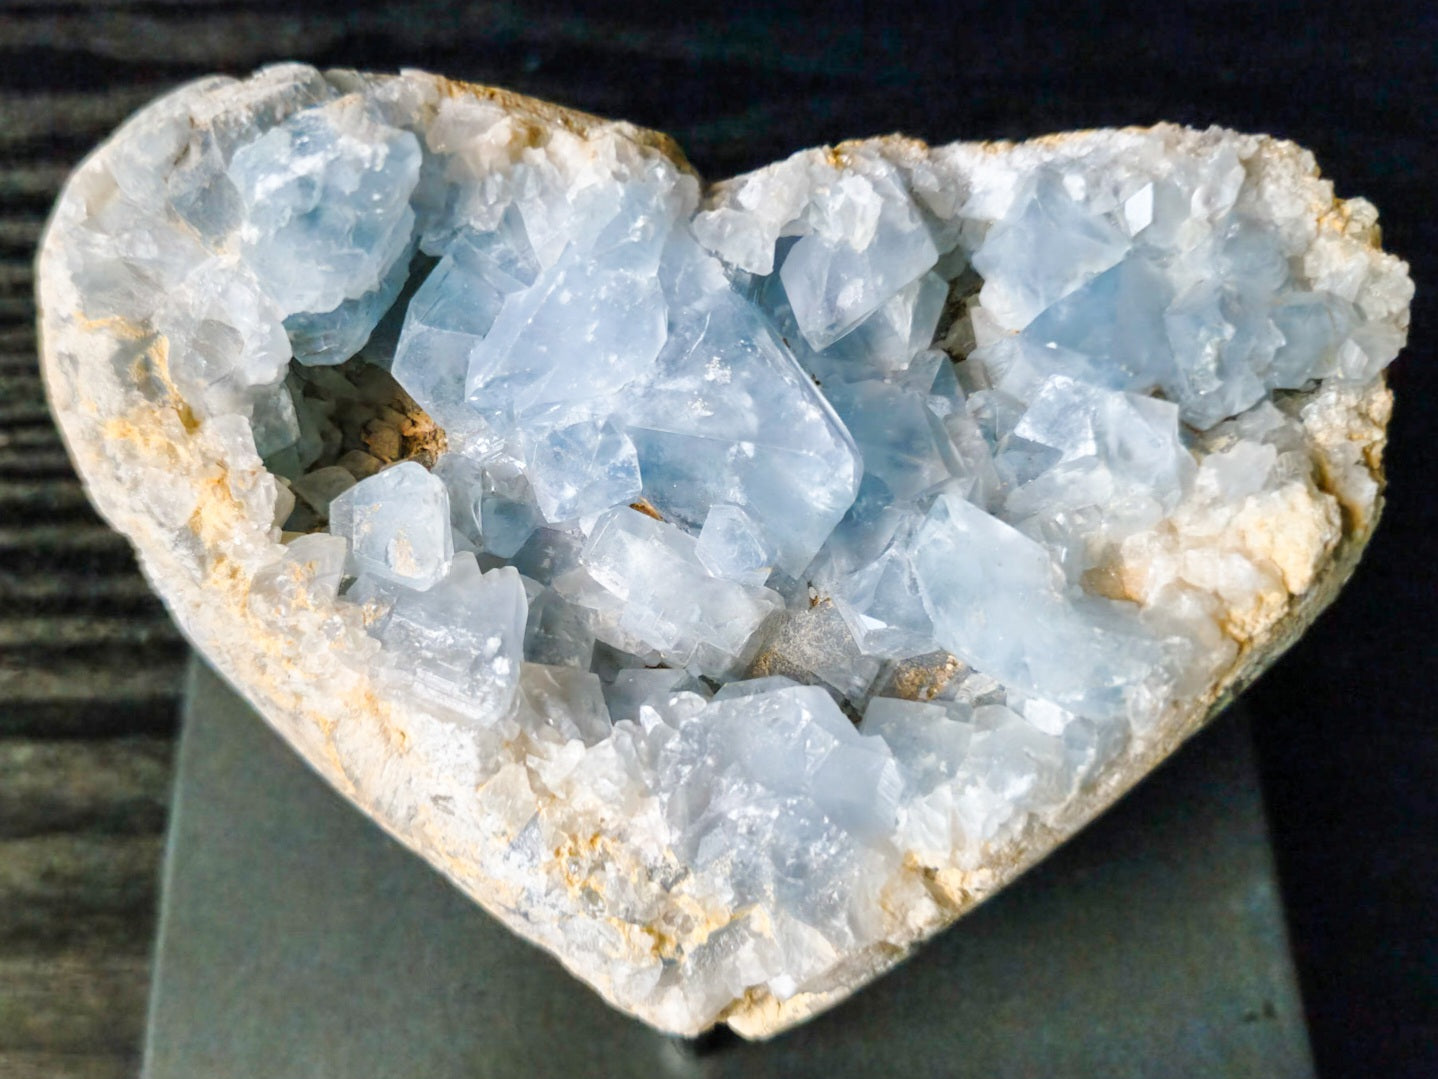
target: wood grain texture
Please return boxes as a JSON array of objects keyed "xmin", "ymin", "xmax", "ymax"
[
  {"xmin": 0, "ymin": 835, "xmax": 164, "ymax": 951},
  {"xmin": 0, "ymin": 7, "xmax": 187, "ymax": 1070},
  {"xmin": 0, "ymin": 739, "xmax": 172, "ymax": 840}
]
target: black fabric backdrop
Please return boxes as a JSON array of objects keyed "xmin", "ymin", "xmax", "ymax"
[{"xmin": 15, "ymin": 2, "xmax": 1436, "ymax": 1075}]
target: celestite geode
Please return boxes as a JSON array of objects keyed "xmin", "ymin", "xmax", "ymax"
[{"xmin": 38, "ymin": 65, "xmax": 1412, "ymax": 1037}]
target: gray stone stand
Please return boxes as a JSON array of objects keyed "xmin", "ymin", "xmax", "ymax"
[{"xmin": 143, "ymin": 660, "xmax": 1315, "ymax": 1078}]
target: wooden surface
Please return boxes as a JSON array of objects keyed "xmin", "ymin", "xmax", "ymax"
[
  {"xmin": 0, "ymin": 22, "xmax": 186, "ymax": 1077},
  {"xmin": 1, "ymin": 2, "xmax": 1433, "ymax": 1077}
]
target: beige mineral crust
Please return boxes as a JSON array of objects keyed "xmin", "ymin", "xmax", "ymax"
[{"xmin": 37, "ymin": 65, "xmax": 1410, "ymax": 1038}]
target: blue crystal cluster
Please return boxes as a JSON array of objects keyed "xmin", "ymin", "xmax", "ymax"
[
  {"xmin": 56, "ymin": 66, "xmax": 1412, "ymax": 1021},
  {"xmin": 969, "ymin": 163, "xmax": 1396, "ymax": 428},
  {"xmin": 164, "ymin": 86, "xmax": 1399, "ymax": 750},
  {"xmin": 68, "ymin": 70, "xmax": 1404, "ymax": 954}
]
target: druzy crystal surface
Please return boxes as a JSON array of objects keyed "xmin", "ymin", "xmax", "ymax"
[{"xmin": 40, "ymin": 65, "xmax": 1412, "ymax": 1037}]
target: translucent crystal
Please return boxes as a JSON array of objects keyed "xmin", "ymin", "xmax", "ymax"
[
  {"xmin": 660, "ymin": 683, "xmax": 904, "ymax": 860},
  {"xmin": 328, "ymin": 461, "xmax": 454, "ymax": 590},
  {"xmin": 970, "ymin": 159, "xmax": 1387, "ymax": 431},
  {"xmin": 859, "ymin": 697, "xmax": 974, "ymax": 795},
  {"xmin": 622, "ymin": 283, "xmax": 861, "ymax": 574},
  {"xmin": 778, "ymin": 161, "xmax": 940, "ymax": 349},
  {"xmin": 826, "ymin": 517, "xmax": 936, "ymax": 660},
  {"xmin": 603, "ymin": 666, "xmax": 710, "ymax": 724},
  {"xmin": 479, "ymin": 493, "xmax": 543, "ymax": 559},
  {"xmin": 972, "ymin": 169, "xmax": 1131, "ymax": 328},
  {"xmin": 1002, "ymin": 374, "xmax": 1195, "ymax": 562},
  {"xmin": 560, "ymin": 506, "xmax": 783, "ymax": 675},
  {"xmin": 392, "ymin": 218, "xmax": 540, "ymax": 439},
  {"xmin": 914, "ymin": 492, "xmax": 1171, "ymax": 719},
  {"xmin": 695, "ymin": 503, "xmax": 776, "ymax": 587},
  {"xmin": 523, "ymin": 419, "xmax": 642, "ymax": 524},
  {"xmin": 516, "ymin": 663, "xmax": 613, "ymax": 745},
  {"xmin": 283, "ymin": 239, "xmax": 415, "ymax": 366},
  {"xmin": 155, "ymin": 258, "xmax": 292, "ymax": 415},
  {"xmin": 249, "ymin": 383, "xmax": 301, "ymax": 463},
  {"xmin": 1016, "ymin": 256, "xmax": 1173, "ymax": 396},
  {"xmin": 368, "ymin": 556, "xmax": 527, "ymax": 724},
  {"xmin": 229, "ymin": 96, "xmax": 421, "ymax": 318},
  {"xmin": 464, "ymin": 207, "xmax": 670, "ymax": 433},
  {"xmin": 822, "ymin": 376, "xmax": 962, "ymax": 502},
  {"xmin": 524, "ymin": 586, "xmax": 597, "ymax": 669},
  {"xmin": 827, "ymin": 271, "xmax": 949, "ymax": 374}
]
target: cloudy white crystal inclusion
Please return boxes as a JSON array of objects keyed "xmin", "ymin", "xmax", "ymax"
[{"xmin": 61, "ymin": 66, "xmax": 1409, "ymax": 1028}]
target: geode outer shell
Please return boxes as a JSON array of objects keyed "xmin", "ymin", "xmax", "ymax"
[{"xmin": 38, "ymin": 66, "xmax": 1408, "ymax": 1037}]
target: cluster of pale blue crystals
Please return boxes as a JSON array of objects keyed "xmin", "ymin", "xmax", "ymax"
[
  {"xmin": 92, "ymin": 68, "xmax": 1397, "ymax": 882},
  {"xmin": 236, "ymin": 93, "xmax": 1379, "ymax": 731}
]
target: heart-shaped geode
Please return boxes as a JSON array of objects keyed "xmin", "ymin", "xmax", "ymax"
[{"xmin": 38, "ymin": 64, "xmax": 1411, "ymax": 1037}]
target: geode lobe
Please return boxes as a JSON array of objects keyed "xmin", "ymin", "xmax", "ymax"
[{"xmin": 38, "ymin": 64, "xmax": 1412, "ymax": 1037}]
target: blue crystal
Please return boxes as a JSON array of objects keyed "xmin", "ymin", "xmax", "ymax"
[
  {"xmin": 695, "ymin": 503, "xmax": 777, "ymax": 587},
  {"xmin": 368, "ymin": 556, "xmax": 528, "ymax": 723},
  {"xmin": 604, "ymin": 667, "xmax": 709, "ymax": 724},
  {"xmin": 392, "ymin": 216, "xmax": 540, "ymax": 439},
  {"xmin": 660, "ymin": 684, "xmax": 903, "ymax": 859},
  {"xmin": 972, "ymin": 169, "xmax": 1130, "ymax": 327},
  {"xmin": 284, "ymin": 239, "xmax": 415, "ymax": 366},
  {"xmin": 622, "ymin": 283, "xmax": 861, "ymax": 575},
  {"xmin": 778, "ymin": 162, "xmax": 940, "ymax": 349},
  {"xmin": 187, "ymin": 73, "xmax": 1403, "ymax": 792},
  {"xmin": 1269, "ymin": 291, "xmax": 1351, "ymax": 388},
  {"xmin": 859, "ymin": 697, "xmax": 974, "ymax": 795},
  {"xmin": 826, "ymin": 516, "xmax": 936, "ymax": 660},
  {"xmin": 523, "ymin": 418, "xmax": 642, "ymax": 524},
  {"xmin": 524, "ymin": 585, "xmax": 597, "ymax": 669},
  {"xmin": 559, "ymin": 506, "xmax": 783, "ymax": 675},
  {"xmin": 229, "ymin": 99, "xmax": 421, "ymax": 318},
  {"xmin": 822, "ymin": 377, "xmax": 960, "ymax": 502},
  {"xmin": 328, "ymin": 461, "xmax": 453, "ymax": 591},
  {"xmin": 464, "ymin": 191, "xmax": 673, "ymax": 433},
  {"xmin": 913, "ymin": 493, "xmax": 1170, "ymax": 719},
  {"xmin": 1018, "ymin": 256, "xmax": 1173, "ymax": 394},
  {"xmin": 1162, "ymin": 281, "xmax": 1272, "ymax": 428},
  {"xmin": 517, "ymin": 663, "xmax": 613, "ymax": 745}
]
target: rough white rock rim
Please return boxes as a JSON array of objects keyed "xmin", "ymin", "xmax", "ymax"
[{"xmin": 38, "ymin": 66, "xmax": 1402, "ymax": 1038}]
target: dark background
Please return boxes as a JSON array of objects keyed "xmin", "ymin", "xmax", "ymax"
[{"xmin": 3, "ymin": 1, "xmax": 1433, "ymax": 1076}]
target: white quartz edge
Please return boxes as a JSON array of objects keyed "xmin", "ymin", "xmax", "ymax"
[{"xmin": 37, "ymin": 67, "xmax": 1405, "ymax": 1038}]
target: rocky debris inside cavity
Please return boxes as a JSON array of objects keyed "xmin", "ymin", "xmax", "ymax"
[{"xmin": 52, "ymin": 64, "xmax": 1411, "ymax": 1032}]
